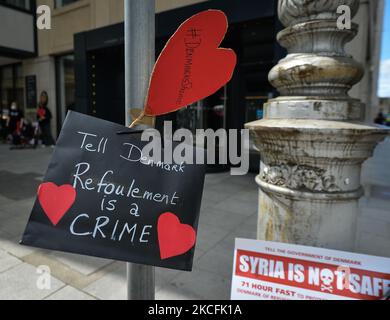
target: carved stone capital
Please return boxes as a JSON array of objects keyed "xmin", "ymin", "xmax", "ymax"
[
  {"xmin": 278, "ymin": 20, "xmax": 358, "ymax": 56},
  {"xmin": 246, "ymin": 0, "xmax": 389, "ymax": 249},
  {"xmin": 261, "ymin": 164, "xmax": 341, "ymax": 193},
  {"xmin": 268, "ymin": 54, "xmax": 364, "ymax": 97}
]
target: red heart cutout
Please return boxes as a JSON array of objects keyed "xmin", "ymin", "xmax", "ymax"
[
  {"xmin": 158, "ymin": 212, "xmax": 197, "ymax": 260},
  {"xmin": 37, "ymin": 182, "xmax": 76, "ymax": 226},
  {"xmin": 145, "ymin": 10, "xmax": 237, "ymax": 116}
]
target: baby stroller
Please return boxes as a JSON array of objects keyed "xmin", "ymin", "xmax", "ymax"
[{"xmin": 10, "ymin": 120, "xmax": 39, "ymax": 150}]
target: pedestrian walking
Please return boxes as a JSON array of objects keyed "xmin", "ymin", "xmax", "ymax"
[
  {"xmin": 7, "ymin": 102, "xmax": 24, "ymax": 145},
  {"xmin": 37, "ymin": 91, "xmax": 55, "ymax": 147},
  {"xmin": 0, "ymin": 107, "xmax": 9, "ymax": 141},
  {"xmin": 374, "ymin": 109, "xmax": 386, "ymax": 125}
]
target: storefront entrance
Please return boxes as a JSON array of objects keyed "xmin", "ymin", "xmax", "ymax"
[{"xmin": 89, "ymin": 45, "xmax": 125, "ymax": 125}]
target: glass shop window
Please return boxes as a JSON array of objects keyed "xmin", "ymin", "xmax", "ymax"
[{"xmin": 54, "ymin": 0, "xmax": 80, "ymax": 8}]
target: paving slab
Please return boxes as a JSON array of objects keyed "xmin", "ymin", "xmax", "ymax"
[
  {"xmin": 45, "ymin": 285, "xmax": 96, "ymax": 300},
  {"xmin": 158, "ymin": 268, "xmax": 231, "ymax": 300},
  {"xmin": 196, "ymin": 243, "xmax": 235, "ymax": 279},
  {"xmin": 0, "ymin": 248, "xmax": 22, "ymax": 273},
  {"xmin": 0, "ymin": 171, "xmax": 41, "ymax": 201},
  {"xmin": 195, "ymin": 223, "xmax": 232, "ymax": 252},
  {"xmin": 83, "ymin": 262, "xmax": 127, "ymax": 300},
  {"xmin": 1, "ymin": 144, "xmax": 388, "ymax": 300},
  {"xmin": 0, "ymin": 263, "xmax": 64, "ymax": 300},
  {"xmin": 213, "ymin": 197, "xmax": 257, "ymax": 217},
  {"xmin": 0, "ymin": 214, "xmax": 29, "ymax": 239},
  {"xmin": 199, "ymin": 207, "xmax": 248, "ymax": 231},
  {"xmin": 49, "ymin": 251, "xmax": 113, "ymax": 276},
  {"xmin": 0, "ymin": 233, "xmax": 35, "ymax": 258}
]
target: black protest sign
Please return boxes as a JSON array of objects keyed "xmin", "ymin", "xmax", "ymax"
[{"xmin": 21, "ymin": 111, "xmax": 205, "ymax": 271}]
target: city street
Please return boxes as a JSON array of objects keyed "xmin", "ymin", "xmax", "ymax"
[
  {"xmin": 1, "ymin": 0, "xmax": 389, "ymax": 303},
  {"xmin": 0, "ymin": 140, "xmax": 389, "ymax": 300},
  {"xmin": 0, "ymin": 144, "xmax": 259, "ymax": 300}
]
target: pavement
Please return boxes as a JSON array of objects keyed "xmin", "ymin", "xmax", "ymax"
[
  {"xmin": 0, "ymin": 144, "xmax": 258, "ymax": 300},
  {"xmin": 0, "ymin": 143, "xmax": 389, "ymax": 300}
]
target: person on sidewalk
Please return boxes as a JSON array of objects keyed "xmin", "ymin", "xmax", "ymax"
[
  {"xmin": 37, "ymin": 91, "xmax": 55, "ymax": 147},
  {"xmin": 374, "ymin": 109, "xmax": 386, "ymax": 125},
  {"xmin": 7, "ymin": 102, "xmax": 24, "ymax": 145}
]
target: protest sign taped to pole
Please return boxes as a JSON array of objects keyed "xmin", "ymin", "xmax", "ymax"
[{"xmin": 21, "ymin": 111, "xmax": 205, "ymax": 271}]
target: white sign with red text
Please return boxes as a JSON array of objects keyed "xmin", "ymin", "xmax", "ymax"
[{"xmin": 231, "ymin": 239, "xmax": 390, "ymax": 300}]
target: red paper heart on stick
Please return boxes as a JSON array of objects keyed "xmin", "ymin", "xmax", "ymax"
[
  {"xmin": 144, "ymin": 10, "xmax": 237, "ymax": 116},
  {"xmin": 158, "ymin": 212, "xmax": 197, "ymax": 260},
  {"xmin": 38, "ymin": 182, "xmax": 76, "ymax": 226}
]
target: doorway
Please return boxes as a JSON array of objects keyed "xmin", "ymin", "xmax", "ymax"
[{"xmin": 88, "ymin": 45, "xmax": 125, "ymax": 125}]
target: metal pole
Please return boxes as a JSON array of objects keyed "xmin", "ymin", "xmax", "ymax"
[{"xmin": 124, "ymin": 0, "xmax": 155, "ymax": 300}]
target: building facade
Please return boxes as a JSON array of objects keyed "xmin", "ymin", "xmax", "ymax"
[{"xmin": 0, "ymin": 0, "xmax": 385, "ymax": 166}]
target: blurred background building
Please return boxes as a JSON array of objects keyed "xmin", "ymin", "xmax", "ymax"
[{"xmin": 0, "ymin": 0, "xmax": 387, "ymax": 171}]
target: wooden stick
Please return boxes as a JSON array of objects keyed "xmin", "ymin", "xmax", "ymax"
[{"xmin": 129, "ymin": 110, "xmax": 146, "ymax": 128}]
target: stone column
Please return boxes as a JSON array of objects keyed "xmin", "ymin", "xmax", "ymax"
[{"xmin": 246, "ymin": 0, "xmax": 388, "ymax": 251}]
